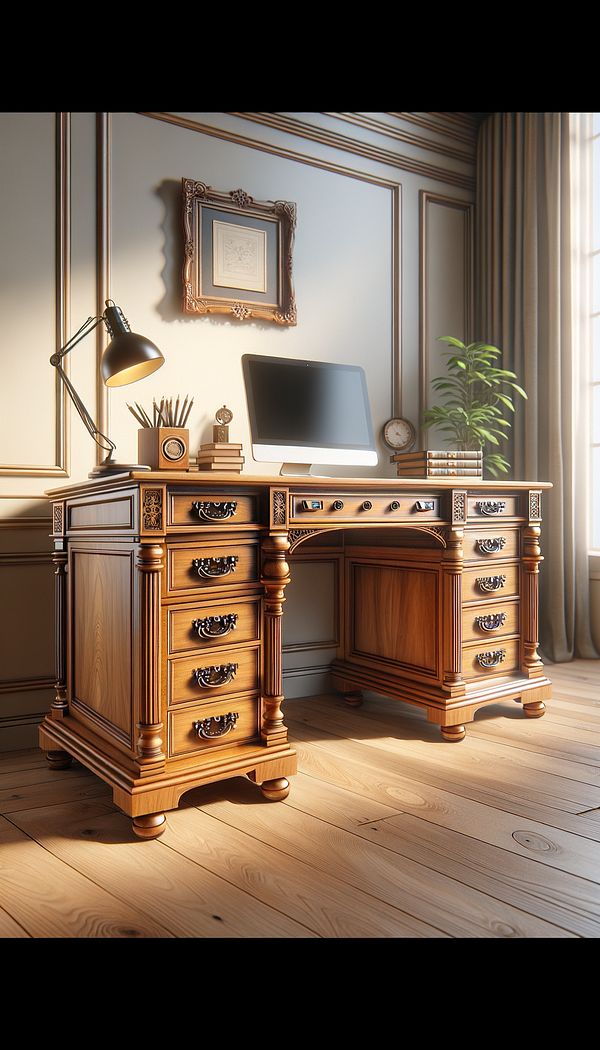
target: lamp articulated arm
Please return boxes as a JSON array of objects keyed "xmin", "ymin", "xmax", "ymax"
[
  {"xmin": 48, "ymin": 299, "xmax": 165, "ymax": 478},
  {"xmin": 49, "ymin": 314, "xmax": 116, "ymax": 458}
]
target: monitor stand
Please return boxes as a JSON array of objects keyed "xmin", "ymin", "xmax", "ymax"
[{"xmin": 279, "ymin": 463, "xmax": 314, "ymax": 477}]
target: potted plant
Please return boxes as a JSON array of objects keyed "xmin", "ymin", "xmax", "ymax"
[{"xmin": 422, "ymin": 336, "xmax": 527, "ymax": 477}]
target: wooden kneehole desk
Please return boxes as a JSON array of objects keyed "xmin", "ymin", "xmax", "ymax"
[{"xmin": 40, "ymin": 473, "xmax": 552, "ymax": 838}]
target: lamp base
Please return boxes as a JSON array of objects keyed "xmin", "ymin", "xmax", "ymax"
[{"xmin": 88, "ymin": 460, "xmax": 151, "ymax": 478}]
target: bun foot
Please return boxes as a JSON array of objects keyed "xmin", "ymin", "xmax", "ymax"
[
  {"xmin": 343, "ymin": 691, "xmax": 363, "ymax": 707},
  {"xmin": 523, "ymin": 700, "xmax": 546, "ymax": 719},
  {"xmin": 132, "ymin": 813, "xmax": 167, "ymax": 839},
  {"xmin": 260, "ymin": 777, "xmax": 290, "ymax": 801},
  {"xmin": 46, "ymin": 750, "xmax": 72, "ymax": 770},
  {"xmin": 441, "ymin": 724, "xmax": 466, "ymax": 742}
]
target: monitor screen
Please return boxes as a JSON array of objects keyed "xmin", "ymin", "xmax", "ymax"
[{"xmin": 242, "ymin": 354, "xmax": 378, "ymax": 473}]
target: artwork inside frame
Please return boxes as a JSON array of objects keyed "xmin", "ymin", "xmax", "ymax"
[{"xmin": 182, "ymin": 179, "xmax": 297, "ymax": 325}]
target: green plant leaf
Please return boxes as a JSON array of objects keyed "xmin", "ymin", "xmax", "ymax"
[{"xmin": 438, "ymin": 336, "xmax": 466, "ymax": 349}]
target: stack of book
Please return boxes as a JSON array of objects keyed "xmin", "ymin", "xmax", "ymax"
[
  {"xmin": 391, "ymin": 450, "xmax": 483, "ymax": 478},
  {"xmin": 195, "ymin": 442, "xmax": 245, "ymax": 473}
]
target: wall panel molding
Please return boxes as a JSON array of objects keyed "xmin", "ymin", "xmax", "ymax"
[
  {"xmin": 419, "ymin": 191, "xmax": 474, "ymax": 437},
  {"xmin": 225, "ymin": 112, "xmax": 475, "ymax": 191},
  {"xmin": 96, "ymin": 113, "xmax": 110, "ymax": 467},
  {"xmin": 0, "ymin": 112, "xmax": 70, "ymax": 477},
  {"xmin": 320, "ymin": 112, "xmax": 475, "ymax": 165}
]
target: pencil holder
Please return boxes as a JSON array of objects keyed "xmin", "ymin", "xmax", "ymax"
[{"xmin": 138, "ymin": 427, "xmax": 190, "ymax": 471}]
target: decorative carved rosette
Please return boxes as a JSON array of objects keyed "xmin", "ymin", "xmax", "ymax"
[
  {"xmin": 231, "ymin": 302, "xmax": 251, "ymax": 320},
  {"xmin": 52, "ymin": 503, "xmax": 64, "ymax": 536},
  {"xmin": 271, "ymin": 489, "xmax": 288, "ymax": 527},
  {"xmin": 231, "ymin": 189, "xmax": 253, "ymax": 207},
  {"xmin": 451, "ymin": 490, "xmax": 467, "ymax": 525},
  {"xmin": 288, "ymin": 528, "xmax": 318, "ymax": 552},
  {"xmin": 142, "ymin": 488, "xmax": 163, "ymax": 532}
]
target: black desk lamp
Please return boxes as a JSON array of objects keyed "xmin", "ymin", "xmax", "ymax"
[{"xmin": 50, "ymin": 299, "xmax": 165, "ymax": 478}]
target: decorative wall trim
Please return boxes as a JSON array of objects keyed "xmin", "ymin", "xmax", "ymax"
[
  {"xmin": 0, "ymin": 112, "xmax": 70, "ymax": 477},
  {"xmin": 0, "ymin": 712, "xmax": 46, "ymax": 729},
  {"xmin": 226, "ymin": 112, "xmax": 475, "ymax": 191},
  {"xmin": 0, "ymin": 676, "xmax": 54, "ymax": 695},
  {"xmin": 419, "ymin": 191, "xmax": 474, "ymax": 435},
  {"xmin": 96, "ymin": 113, "xmax": 110, "ymax": 467},
  {"xmin": 0, "ymin": 518, "xmax": 51, "ymax": 530},
  {"xmin": 0, "ymin": 552, "xmax": 53, "ymax": 566},
  {"xmin": 391, "ymin": 113, "xmax": 479, "ymax": 146},
  {"xmin": 282, "ymin": 662, "xmax": 334, "ymax": 680},
  {"xmin": 322, "ymin": 112, "xmax": 475, "ymax": 165},
  {"xmin": 139, "ymin": 111, "xmax": 402, "ymax": 421}
]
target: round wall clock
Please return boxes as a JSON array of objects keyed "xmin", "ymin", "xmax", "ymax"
[
  {"xmin": 382, "ymin": 417, "xmax": 416, "ymax": 452},
  {"xmin": 161, "ymin": 436, "xmax": 187, "ymax": 462}
]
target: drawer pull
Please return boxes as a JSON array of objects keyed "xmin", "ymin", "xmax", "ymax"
[
  {"xmin": 475, "ymin": 649, "xmax": 506, "ymax": 668},
  {"xmin": 474, "ymin": 612, "xmax": 507, "ymax": 632},
  {"xmin": 332, "ymin": 500, "xmax": 344, "ymax": 511},
  {"xmin": 389, "ymin": 500, "xmax": 401, "ymax": 511},
  {"xmin": 476, "ymin": 536, "xmax": 507, "ymax": 555},
  {"xmin": 415, "ymin": 500, "xmax": 435, "ymax": 512},
  {"xmin": 361, "ymin": 500, "xmax": 373, "ymax": 511},
  {"xmin": 192, "ymin": 500, "xmax": 237, "ymax": 521},
  {"xmin": 193, "ymin": 663, "xmax": 238, "ymax": 688},
  {"xmin": 192, "ymin": 555, "xmax": 238, "ymax": 578},
  {"xmin": 193, "ymin": 711, "xmax": 239, "ymax": 739},
  {"xmin": 476, "ymin": 500, "xmax": 506, "ymax": 515},
  {"xmin": 192, "ymin": 613, "xmax": 238, "ymax": 639},
  {"xmin": 476, "ymin": 574, "xmax": 506, "ymax": 593}
]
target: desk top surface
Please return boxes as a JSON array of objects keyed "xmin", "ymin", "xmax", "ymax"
[{"xmin": 47, "ymin": 470, "xmax": 552, "ymax": 500}]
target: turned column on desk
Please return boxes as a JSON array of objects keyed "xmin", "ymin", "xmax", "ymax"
[
  {"xmin": 50, "ymin": 545, "xmax": 68, "ymax": 719},
  {"xmin": 260, "ymin": 533, "xmax": 290, "ymax": 746},
  {"xmin": 441, "ymin": 526, "xmax": 465, "ymax": 692},
  {"xmin": 136, "ymin": 544, "xmax": 165, "ymax": 766}
]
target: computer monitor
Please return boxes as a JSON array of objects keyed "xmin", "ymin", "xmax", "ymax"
[{"xmin": 242, "ymin": 354, "xmax": 378, "ymax": 476}]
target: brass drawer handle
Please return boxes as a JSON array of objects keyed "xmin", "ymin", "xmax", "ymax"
[
  {"xmin": 192, "ymin": 500, "xmax": 238, "ymax": 521},
  {"xmin": 476, "ymin": 575, "xmax": 506, "ymax": 592},
  {"xmin": 193, "ymin": 663, "xmax": 238, "ymax": 688},
  {"xmin": 192, "ymin": 613, "xmax": 238, "ymax": 639},
  {"xmin": 474, "ymin": 612, "xmax": 507, "ymax": 632},
  {"xmin": 193, "ymin": 711, "xmax": 239, "ymax": 738},
  {"xmin": 192, "ymin": 555, "xmax": 239, "ymax": 578},
  {"xmin": 476, "ymin": 649, "xmax": 506, "ymax": 668},
  {"xmin": 476, "ymin": 501, "xmax": 506, "ymax": 515},
  {"xmin": 476, "ymin": 536, "xmax": 507, "ymax": 554}
]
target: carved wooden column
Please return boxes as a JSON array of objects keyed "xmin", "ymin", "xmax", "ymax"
[
  {"xmin": 46, "ymin": 541, "xmax": 72, "ymax": 768},
  {"xmin": 135, "ymin": 543, "xmax": 165, "ymax": 768},
  {"xmin": 442, "ymin": 491, "xmax": 466, "ymax": 697},
  {"xmin": 261, "ymin": 533, "xmax": 290, "ymax": 747},
  {"xmin": 521, "ymin": 491, "xmax": 546, "ymax": 717}
]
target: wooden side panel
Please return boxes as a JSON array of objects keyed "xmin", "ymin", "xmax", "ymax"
[
  {"xmin": 71, "ymin": 549, "xmax": 133, "ymax": 743},
  {"xmin": 349, "ymin": 562, "xmax": 439, "ymax": 674}
]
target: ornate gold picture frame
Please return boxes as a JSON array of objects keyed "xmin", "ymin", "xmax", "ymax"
[{"xmin": 182, "ymin": 179, "xmax": 297, "ymax": 325}]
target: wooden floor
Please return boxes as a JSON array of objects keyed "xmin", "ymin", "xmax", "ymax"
[{"xmin": 1, "ymin": 659, "xmax": 599, "ymax": 938}]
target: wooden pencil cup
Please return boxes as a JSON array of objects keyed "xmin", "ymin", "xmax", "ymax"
[{"xmin": 138, "ymin": 427, "xmax": 190, "ymax": 471}]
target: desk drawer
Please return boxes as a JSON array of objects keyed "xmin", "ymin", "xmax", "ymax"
[
  {"xmin": 168, "ymin": 645, "xmax": 260, "ymax": 704},
  {"xmin": 290, "ymin": 492, "xmax": 441, "ymax": 524},
  {"xmin": 168, "ymin": 492, "xmax": 257, "ymax": 528},
  {"xmin": 166, "ymin": 597, "xmax": 260, "ymax": 655},
  {"xmin": 462, "ymin": 600, "xmax": 519, "ymax": 643},
  {"xmin": 463, "ymin": 563, "xmax": 520, "ymax": 601},
  {"xmin": 167, "ymin": 540, "xmax": 259, "ymax": 595},
  {"xmin": 168, "ymin": 696, "xmax": 260, "ymax": 757},
  {"xmin": 463, "ymin": 638, "xmax": 520, "ymax": 680},
  {"xmin": 467, "ymin": 496, "xmax": 521, "ymax": 519},
  {"xmin": 464, "ymin": 527, "xmax": 520, "ymax": 562}
]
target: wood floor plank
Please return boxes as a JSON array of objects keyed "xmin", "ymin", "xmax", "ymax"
[
  {"xmin": 286, "ymin": 716, "xmax": 600, "ymax": 843},
  {"xmin": 0, "ymin": 904, "xmax": 30, "ymax": 937},
  {"xmin": 194, "ymin": 776, "xmax": 575, "ymax": 938},
  {"xmin": 11, "ymin": 800, "xmax": 317, "ymax": 939},
  {"xmin": 161, "ymin": 802, "xmax": 445, "ymax": 938},
  {"xmin": 285, "ymin": 772, "xmax": 600, "ymax": 937},
  {"xmin": 0, "ymin": 772, "xmax": 111, "ymax": 814},
  {"xmin": 0, "ymin": 749, "xmax": 47, "ymax": 774},
  {"xmin": 0, "ymin": 764, "xmax": 92, "ymax": 791},
  {"xmin": 0, "ymin": 814, "xmax": 174, "ymax": 938},
  {"xmin": 287, "ymin": 694, "xmax": 600, "ymax": 782},
  {"xmin": 284, "ymin": 734, "xmax": 600, "ymax": 881}
]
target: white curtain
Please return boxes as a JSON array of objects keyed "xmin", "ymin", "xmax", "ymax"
[{"xmin": 475, "ymin": 112, "xmax": 597, "ymax": 661}]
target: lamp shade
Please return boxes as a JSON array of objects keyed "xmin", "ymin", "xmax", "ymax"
[{"xmin": 100, "ymin": 301, "xmax": 165, "ymax": 387}]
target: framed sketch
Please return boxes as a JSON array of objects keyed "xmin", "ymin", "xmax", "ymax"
[{"xmin": 182, "ymin": 179, "xmax": 297, "ymax": 325}]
